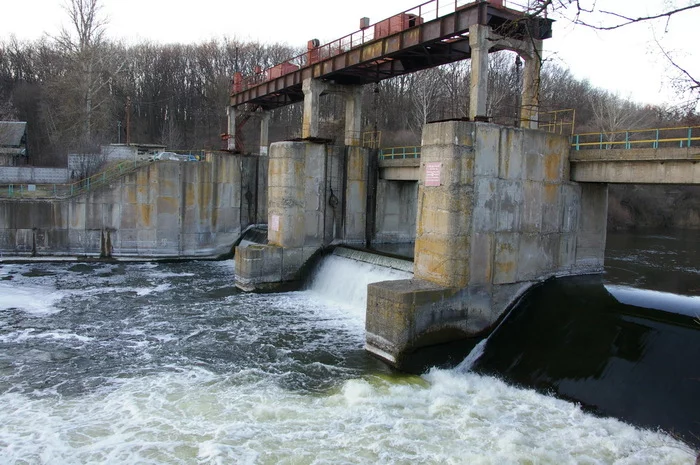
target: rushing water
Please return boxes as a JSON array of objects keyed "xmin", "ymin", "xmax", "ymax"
[{"xmin": 0, "ymin": 237, "xmax": 698, "ymax": 463}]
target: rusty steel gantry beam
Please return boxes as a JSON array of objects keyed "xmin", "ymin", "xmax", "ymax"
[{"xmin": 230, "ymin": 1, "xmax": 552, "ymax": 111}]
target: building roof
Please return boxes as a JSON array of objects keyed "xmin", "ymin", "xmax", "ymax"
[{"xmin": 0, "ymin": 121, "xmax": 27, "ymax": 147}]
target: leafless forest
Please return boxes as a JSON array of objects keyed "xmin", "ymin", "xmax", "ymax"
[{"xmin": 1, "ymin": 5, "xmax": 698, "ymax": 228}]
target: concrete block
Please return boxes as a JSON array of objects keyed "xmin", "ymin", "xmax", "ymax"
[
  {"xmin": 281, "ymin": 247, "xmax": 306, "ymax": 280},
  {"xmin": 68, "ymin": 202, "xmax": 86, "ymax": 230},
  {"xmin": 473, "ymin": 178, "xmax": 497, "ymax": 232},
  {"xmin": 421, "ymin": 121, "xmax": 475, "ymax": 147},
  {"xmin": 558, "ymin": 233, "xmax": 577, "ymax": 270},
  {"xmin": 470, "ymin": 232, "xmax": 494, "ymax": 284},
  {"xmin": 45, "ymin": 229, "xmax": 69, "ymax": 252},
  {"xmin": 85, "ymin": 202, "xmax": 104, "ymax": 230},
  {"xmin": 516, "ymin": 233, "xmax": 544, "ymax": 281},
  {"xmin": 524, "ymin": 134, "xmax": 546, "ymax": 182},
  {"xmin": 156, "ymin": 211, "xmax": 179, "ymax": 232},
  {"xmin": 544, "ymin": 133, "xmax": 570, "ymax": 182},
  {"xmin": 102, "ymin": 203, "xmax": 120, "ymax": 229},
  {"xmin": 494, "ymin": 232, "xmax": 519, "ymax": 284},
  {"xmin": 522, "ymin": 181, "xmax": 543, "ymax": 231},
  {"xmin": 234, "ymin": 245, "xmax": 284, "ymax": 291},
  {"xmin": 499, "ymin": 127, "xmax": 524, "ymax": 180},
  {"xmin": 561, "ymin": 183, "xmax": 581, "ymax": 233},
  {"xmin": 541, "ymin": 184, "xmax": 562, "ymax": 233},
  {"xmin": 137, "ymin": 229, "xmax": 157, "ymax": 254},
  {"xmin": 474, "ymin": 124, "xmax": 500, "ymax": 176},
  {"xmin": 0, "ymin": 230, "xmax": 17, "ymax": 250},
  {"xmin": 496, "ymin": 180, "xmax": 523, "ymax": 232},
  {"xmin": 68, "ymin": 229, "xmax": 100, "ymax": 254}
]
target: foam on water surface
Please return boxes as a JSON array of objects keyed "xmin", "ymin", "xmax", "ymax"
[
  {"xmin": 0, "ymin": 367, "xmax": 694, "ymax": 464},
  {"xmin": 0, "ymin": 259, "xmax": 696, "ymax": 464}
]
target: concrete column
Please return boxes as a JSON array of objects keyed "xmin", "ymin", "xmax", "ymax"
[
  {"xmin": 344, "ymin": 146, "xmax": 369, "ymax": 242},
  {"xmin": 259, "ymin": 112, "xmax": 271, "ymax": 156},
  {"xmin": 414, "ymin": 122, "xmax": 475, "ymax": 288},
  {"xmin": 344, "ymin": 86, "xmax": 363, "ymax": 146},
  {"xmin": 367, "ymin": 121, "xmax": 608, "ymax": 370},
  {"xmin": 234, "ymin": 141, "xmax": 344, "ymax": 291},
  {"xmin": 469, "ymin": 24, "xmax": 491, "ymax": 121},
  {"xmin": 227, "ymin": 105, "xmax": 236, "ymax": 151},
  {"xmin": 302, "ymin": 78, "xmax": 330, "ymax": 139},
  {"xmin": 520, "ymin": 40, "xmax": 542, "ymax": 130}
]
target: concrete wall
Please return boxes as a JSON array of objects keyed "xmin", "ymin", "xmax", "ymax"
[
  {"xmin": 375, "ymin": 180, "xmax": 417, "ymax": 243},
  {"xmin": 366, "ymin": 121, "xmax": 608, "ymax": 369},
  {"xmin": 0, "ymin": 167, "xmax": 69, "ymax": 184},
  {"xmin": 235, "ymin": 142, "xmax": 371, "ymax": 291},
  {"xmin": 0, "ymin": 153, "xmax": 268, "ymax": 258}
]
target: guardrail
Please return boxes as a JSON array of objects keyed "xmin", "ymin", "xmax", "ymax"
[
  {"xmin": 379, "ymin": 146, "xmax": 422, "ymax": 159},
  {"xmin": 236, "ymin": 0, "xmax": 527, "ymax": 92},
  {"xmin": 0, "ymin": 159, "xmax": 153, "ymax": 199},
  {"xmin": 572, "ymin": 126, "xmax": 700, "ymax": 150}
]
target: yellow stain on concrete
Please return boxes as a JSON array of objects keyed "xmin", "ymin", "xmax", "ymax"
[
  {"xmin": 139, "ymin": 204, "xmax": 152, "ymax": 228},
  {"xmin": 543, "ymin": 184, "xmax": 559, "ymax": 203},
  {"xmin": 544, "ymin": 150, "xmax": 562, "ymax": 181}
]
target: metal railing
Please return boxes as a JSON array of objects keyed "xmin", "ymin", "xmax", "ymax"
[
  {"xmin": 572, "ymin": 126, "xmax": 700, "ymax": 151},
  {"xmin": 0, "ymin": 159, "xmax": 153, "ymax": 199},
  {"xmin": 379, "ymin": 146, "xmax": 422, "ymax": 159},
  {"xmin": 541, "ymin": 108, "xmax": 576, "ymax": 136},
  {"xmin": 237, "ymin": 0, "xmax": 527, "ymax": 92}
]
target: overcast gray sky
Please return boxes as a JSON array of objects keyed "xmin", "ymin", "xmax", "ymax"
[{"xmin": 2, "ymin": 0, "xmax": 698, "ymax": 108}]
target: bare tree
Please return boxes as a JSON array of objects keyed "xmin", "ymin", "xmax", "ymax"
[
  {"xmin": 529, "ymin": 0, "xmax": 700, "ymax": 100},
  {"xmin": 55, "ymin": 0, "xmax": 123, "ymax": 149},
  {"xmin": 410, "ymin": 68, "xmax": 442, "ymax": 134},
  {"xmin": 589, "ymin": 91, "xmax": 652, "ymax": 147}
]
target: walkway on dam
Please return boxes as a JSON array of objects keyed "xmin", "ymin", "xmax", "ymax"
[
  {"xmin": 230, "ymin": 0, "xmax": 552, "ymax": 110},
  {"xmin": 378, "ymin": 124, "xmax": 700, "ymax": 184}
]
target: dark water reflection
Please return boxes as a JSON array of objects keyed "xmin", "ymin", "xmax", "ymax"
[
  {"xmin": 605, "ymin": 229, "xmax": 700, "ymax": 296},
  {"xmin": 474, "ymin": 229, "xmax": 700, "ymax": 447}
]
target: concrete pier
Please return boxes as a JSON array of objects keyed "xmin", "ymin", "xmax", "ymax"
[
  {"xmin": 366, "ymin": 121, "xmax": 607, "ymax": 369},
  {"xmin": 234, "ymin": 141, "xmax": 371, "ymax": 291}
]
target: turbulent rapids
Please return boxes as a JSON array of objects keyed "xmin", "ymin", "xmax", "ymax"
[{"xmin": 0, "ymin": 237, "xmax": 698, "ymax": 463}]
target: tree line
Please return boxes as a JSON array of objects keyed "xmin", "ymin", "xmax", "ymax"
[{"xmin": 1, "ymin": 11, "xmax": 698, "ymax": 166}]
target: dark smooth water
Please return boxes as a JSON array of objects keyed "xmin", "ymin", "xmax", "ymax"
[{"xmin": 474, "ymin": 230, "xmax": 700, "ymax": 448}]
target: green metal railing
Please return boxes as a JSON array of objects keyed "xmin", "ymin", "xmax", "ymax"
[
  {"xmin": 572, "ymin": 126, "xmax": 700, "ymax": 150},
  {"xmin": 379, "ymin": 146, "xmax": 422, "ymax": 159},
  {"xmin": 0, "ymin": 159, "xmax": 153, "ymax": 199}
]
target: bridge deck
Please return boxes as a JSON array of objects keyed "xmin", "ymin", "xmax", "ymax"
[{"xmin": 231, "ymin": 0, "xmax": 551, "ymax": 110}]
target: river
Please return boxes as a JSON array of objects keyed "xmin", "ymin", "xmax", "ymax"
[{"xmin": 0, "ymin": 230, "xmax": 697, "ymax": 464}]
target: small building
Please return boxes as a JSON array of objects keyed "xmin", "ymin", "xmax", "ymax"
[{"xmin": 0, "ymin": 121, "xmax": 28, "ymax": 167}]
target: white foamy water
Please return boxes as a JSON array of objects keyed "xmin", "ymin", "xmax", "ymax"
[
  {"xmin": 0, "ymin": 367, "xmax": 694, "ymax": 464},
  {"xmin": 307, "ymin": 255, "xmax": 412, "ymax": 311},
  {"xmin": 0, "ymin": 282, "xmax": 66, "ymax": 315},
  {"xmin": 0, "ymin": 259, "xmax": 696, "ymax": 464}
]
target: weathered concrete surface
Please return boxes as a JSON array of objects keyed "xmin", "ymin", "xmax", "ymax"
[
  {"xmin": 378, "ymin": 158, "xmax": 420, "ymax": 181},
  {"xmin": 234, "ymin": 141, "xmax": 370, "ymax": 291},
  {"xmin": 571, "ymin": 147, "xmax": 700, "ymax": 184},
  {"xmin": 0, "ymin": 153, "xmax": 268, "ymax": 258},
  {"xmin": 375, "ymin": 180, "xmax": 417, "ymax": 243},
  {"xmin": 366, "ymin": 121, "xmax": 606, "ymax": 369}
]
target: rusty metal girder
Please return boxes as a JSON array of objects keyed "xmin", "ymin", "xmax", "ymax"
[{"xmin": 231, "ymin": 2, "xmax": 552, "ymax": 110}]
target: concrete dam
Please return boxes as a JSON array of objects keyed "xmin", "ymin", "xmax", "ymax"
[{"xmin": 0, "ymin": 153, "xmax": 268, "ymax": 258}]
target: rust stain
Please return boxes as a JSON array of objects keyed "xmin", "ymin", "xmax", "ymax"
[
  {"xmin": 139, "ymin": 204, "xmax": 152, "ymax": 228},
  {"xmin": 544, "ymin": 152, "xmax": 561, "ymax": 181},
  {"xmin": 544, "ymin": 184, "xmax": 559, "ymax": 203}
]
